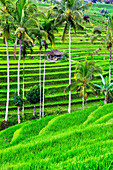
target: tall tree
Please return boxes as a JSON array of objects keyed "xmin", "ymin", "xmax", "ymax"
[
  {"xmin": 21, "ymin": 40, "xmax": 33, "ymax": 115},
  {"xmin": 37, "ymin": 9, "xmax": 57, "ymax": 117},
  {"xmin": 29, "ymin": 26, "xmax": 47, "ymax": 118},
  {"xmin": 0, "ymin": 0, "xmax": 15, "ymax": 121},
  {"xmin": 53, "ymin": 0, "xmax": 92, "ymax": 113},
  {"xmin": 13, "ymin": 0, "xmax": 36, "ymax": 123}
]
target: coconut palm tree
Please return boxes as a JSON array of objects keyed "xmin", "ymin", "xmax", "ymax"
[
  {"xmin": 53, "ymin": 0, "xmax": 92, "ymax": 113},
  {"xmin": 37, "ymin": 9, "xmax": 58, "ymax": 117},
  {"xmin": 64, "ymin": 59, "xmax": 102, "ymax": 109},
  {"xmin": 12, "ymin": 0, "xmax": 37, "ymax": 123},
  {"xmin": 29, "ymin": 25, "xmax": 47, "ymax": 118},
  {"xmin": 21, "ymin": 40, "xmax": 33, "ymax": 115},
  {"xmin": 0, "ymin": 0, "xmax": 15, "ymax": 122}
]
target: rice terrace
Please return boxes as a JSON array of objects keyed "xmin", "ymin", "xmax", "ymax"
[{"xmin": 0, "ymin": 0, "xmax": 113, "ymax": 169}]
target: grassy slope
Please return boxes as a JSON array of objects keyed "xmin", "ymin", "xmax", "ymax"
[{"xmin": 0, "ymin": 104, "xmax": 113, "ymax": 170}]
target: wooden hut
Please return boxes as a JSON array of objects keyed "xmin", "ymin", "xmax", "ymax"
[{"xmin": 46, "ymin": 50, "xmax": 65, "ymax": 61}]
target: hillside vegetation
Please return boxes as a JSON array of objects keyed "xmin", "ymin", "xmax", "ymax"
[
  {"xmin": 0, "ymin": 103, "xmax": 113, "ymax": 169},
  {"xmin": 1, "ymin": 2, "xmax": 113, "ymax": 120}
]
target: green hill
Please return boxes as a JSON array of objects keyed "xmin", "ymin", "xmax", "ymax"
[{"xmin": 0, "ymin": 103, "xmax": 113, "ymax": 169}]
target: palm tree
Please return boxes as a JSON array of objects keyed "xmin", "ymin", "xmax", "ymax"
[
  {"xmin": 65, "ymin": 59, "xmax": 102, "ymax": 109},
  {"xmin": 0, "ymin": 0, "xmax": 15, "ymax": 122},
  {"xmin": 21, "ymin": 40, "xmax": 33, "ymax": 115},
  {"xmin": 92, "ymin": 74, "xmax": 113, "ymax": 104},
  {"xmin": 37, "ymin": 9, "xmax": 57, "ymax": 117},
  {"xmin": 13, "ymin": 0, "xmax": 36, "ymax": 123},
  {"xmin": 53, "ymin": 0, "xmax": 92, "ymax": 113}
]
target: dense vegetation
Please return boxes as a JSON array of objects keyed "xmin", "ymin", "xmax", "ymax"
[{"xmin": 0, "ymin": 1, "xmax": 113, "ymax": 169}]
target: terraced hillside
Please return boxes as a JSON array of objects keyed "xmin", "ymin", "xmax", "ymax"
[
  {"xmin": 0, "ymin": 103, "xmax": 113, "ymax": 169},
  {"xmin": 0, "ymin": 3, "xmax": 113, "ymax": 120}
]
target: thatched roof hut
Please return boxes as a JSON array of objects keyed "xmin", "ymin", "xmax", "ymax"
[{"xmin": 46, "ymin": 50, "xmax": 65, "ymax": 61}]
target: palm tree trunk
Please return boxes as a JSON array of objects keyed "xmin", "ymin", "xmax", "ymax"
[
  {"xmin": 5, "ymin": 40, "xmax": 9, "ymax": 122},
  {"xmin": 17, "ymin": 106, "xmax": 20, "ymax": 124},
  {"xmin": 33, "ymin": 104, "xmax": 36, "ymax": 116},
  {"xmin": 39, "ymin": 54, "xmax": 42, "ymax": 118},
  {"xmin": 68, "ymin": 22, "xmax": 71, "ymax": 113},
  {"xmin": 42, "ymin": 56, "xmax": 46, "ymax": 117},
  {"xmin": 109, "ymin": 47, "xmax": 112, "ymax": 84},
  {"xmin": 22, "ymin": 57, "xmax": 25, "ymax": 115},
  {"xmin": 17, "ymin": 37, "xmax": 21, "ymax": 124},
  {"xmin": 82, "ymin": 95, "xmax": 85, "ymax": 109}
]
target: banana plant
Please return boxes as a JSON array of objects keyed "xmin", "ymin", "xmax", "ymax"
[
  {"xmin": 92, "ymin": 74, "xmax": 113, "ymax": 104},
  {"xmin": 53, "ymin": 0, "xmax": 92, "ymax": 113}
]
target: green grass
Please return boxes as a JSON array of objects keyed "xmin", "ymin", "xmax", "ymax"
[{"xmin": 0, "ymin": 104, "xmax": 113, "ymax": 169}]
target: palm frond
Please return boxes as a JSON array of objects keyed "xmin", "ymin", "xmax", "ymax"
[
  {"xmin": 76, "ymin": 22, "xmax": 84, "ymax": 30},
  {"xmin": 100, "ymin": 74, "xmax": 105, "ymax": 85},
  {"xmin": 77, "ymin": 3, "xmax": 92, "ymax": 11},
  {"xmin": 70, "ymin": 19, "xmax": 76, "ymax": 34},
  {"xmin": 64, "ymin": 81, "xmax": 81, "ymax": 94},
  {"xmin": 62, "ymin": 22, "xmax": 68, "ymax": 42}
]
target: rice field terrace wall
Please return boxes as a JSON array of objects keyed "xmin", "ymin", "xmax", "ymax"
[{"xmin": 0, "ymin": 3, "xmax": 113, "ymax": 120}]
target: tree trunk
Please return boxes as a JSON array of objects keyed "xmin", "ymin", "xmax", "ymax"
[
  {"xmin": 17, "ymin": 106, "xmax": 20, "ymax": 124},
  {"xmin": 104, "ymin": 92, "xmax": 107, "ymax": 104},
  {"xmin": 82, "ymin": 95, "xmax": 85, "ymax": 109},
  {"xmin": 39, "ymin": 54, "xmax": 42, "ymax": 118},
  {"xmin": 22, "ymin": 57, "xmax": 25, "ymax": 115},
  {"xmin": 109, "ymin": 47, "xmax": 112, "ymax": 84},
  {"xmin": 5, "ymin": 40, "xmax": 9, "ymax": 122},
  {"xmin": 42, "ymin": 57, "xmax": 46, "ymax": 117},
  {"xmin": 17, "ymin": 37, "xmax": 21, "ymax": 124},
  {"xmin": 68, "ymin": 22, "xmax": 71, "ymax": 113},
  {"xmin": 33, "ymin": 104, "xmax": 36, "ymax": 116}
]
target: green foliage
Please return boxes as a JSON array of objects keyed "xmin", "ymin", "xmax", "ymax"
[
  {"xmin": 14, "ymin": 92, "xmax": 24, "ymax": 107},
  {"xmin": 92, "ymin": 74, "xmax": 113, "ymax": 103},
  {"xmin": 26, "ymin": 85, "xmax": 40, "ymax": 104}
]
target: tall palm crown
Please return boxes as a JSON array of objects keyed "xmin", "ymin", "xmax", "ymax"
[{"xmin": 54, "ymin": 0, "xmax": 92, "ymax": 38}]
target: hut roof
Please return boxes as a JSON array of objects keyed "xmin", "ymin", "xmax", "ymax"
[{"xmin": 46, "ymin": 50, "xmax": 65, "ymax": 56}]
